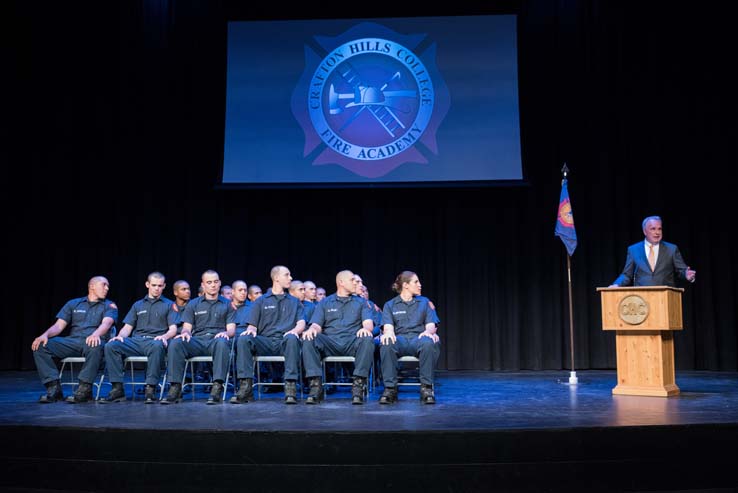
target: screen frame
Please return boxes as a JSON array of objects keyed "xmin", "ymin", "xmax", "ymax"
[{"xmin": 218, "ymin": 9, "xmax": 528, "ymax": 190}]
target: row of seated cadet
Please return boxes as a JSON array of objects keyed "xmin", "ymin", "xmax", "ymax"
[{"xmin": 32, "ymin": 268, "xmax": 440, "ymax": 406}]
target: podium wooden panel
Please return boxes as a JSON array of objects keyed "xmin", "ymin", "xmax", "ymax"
[{"xmin": 597, "ymin": 286, "xmax": 684, "ymax": 397}]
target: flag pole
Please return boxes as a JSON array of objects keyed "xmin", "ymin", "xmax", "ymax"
[
  {"xmin": 562, "ymin": 163, "xmax": 578, "ymax": 385},
  {"xmin": 566, "ymin": 253, "xmax": 577, "ymax": 384}
]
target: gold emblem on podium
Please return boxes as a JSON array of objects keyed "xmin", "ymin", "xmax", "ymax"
[{"xmin": 618, "ymin": 295, "xmax": 649, "ymax": 325}]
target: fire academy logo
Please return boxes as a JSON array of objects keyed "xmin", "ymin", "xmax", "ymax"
[{"xmin": 291, "ymin": 23, "xmax": 450, "ymax": 179}]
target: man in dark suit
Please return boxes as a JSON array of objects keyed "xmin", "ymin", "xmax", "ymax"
[{"xmin": 610, "ymin": 216, "xmax": 696, "ymax": 287}]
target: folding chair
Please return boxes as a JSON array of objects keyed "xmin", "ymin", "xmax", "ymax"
[
  {"xmin": 253, "ymin": 355, "xmax": 303, "ymax": 399},
  {"xmin": 396, "ymin": 355, "xmax": 435, "ymax": 391},
  {"xmin": 396, "ymin": 355, "xmax": 421, "ymax": 388},
  {"xmin": 59, "ymin": 357, "xmax": 107, "ymax": 401},
  {"xmin": 181, "ymin": 339, "xmax": 235, "ymax": 401},
  {"xmin": 321, "ymin": 356, "xmax": 371, "ymax": 399},
  {"xmin": 123, "ymin": 356, "xmax": 167, "ymax": 400}
]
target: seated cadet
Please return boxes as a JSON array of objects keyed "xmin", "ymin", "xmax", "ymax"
[
  {"xmin": 315, "ymin": 287, "xmax": 327, "ymax": 302},
  {"xmin": 379, "ymin": 271, "xmax": 441, "ymax": 405},
  {"xmin": 101, "ymin": 271, "xmax": 178, "ymax": 404},
  {"xmin": 303, "ymin": 280, "xmax": 318, "ymax": 304},
  {"xmin": 161, "ymin": 269, "xmax": 236, "ymax": 405},
  {"xmin": 299, "ymin": 282, "xmax": 317, "ymax": 391},
  {"xmin": 358, "ymin": 284, "xmax": 383, "ymax": 337},
  {"xmin": 248, "ymin": 284, "xmax": 263, "ymax": 302},
  {"xmin": 230, "ymin": 280, "xmax": 252, "ymax": 335},
  {"xmin": 301, "ymin": 270, "xmax": 374, "ymax": 405},
  {"xmin": 31, "ymin": 276, "xmax": 118, "ymax": 403},
  {"xmin": 231, "ymin": 266, "xmax": 305, "ymax": 404},
  {"xmin": 171, "ymin": 280, "xmax": 191, "ymax": 335},
  {"xmin": 359, "ymin": 284, "xmax": 383, "ymax": 378}
]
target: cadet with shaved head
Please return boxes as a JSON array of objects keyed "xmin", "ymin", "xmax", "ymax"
[
  {"xmin": 101, "ymin": 272, "xmax": 178, "ymax": 404},
  {"xmin": 231, "ymin": 266, "xmax": 305, "ymax": 404},
  {"xmin": 161, "ymin": 269, "xmax": 236, "ymax": 405},
  {"xmin": 31, "ymin": 276, "xmax": 119, "ymax": 403},
  {"xmin": 301, "ymin": 270, "xmax": 374, "ymax": 405}
]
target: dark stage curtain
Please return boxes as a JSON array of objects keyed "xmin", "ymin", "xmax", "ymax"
[{"xmin": 5, "ymin": 1, "xmax": 737, "ymax": 371}]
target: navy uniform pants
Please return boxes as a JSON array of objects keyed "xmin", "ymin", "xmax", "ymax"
[
  {"xmin": 104, "ymin": 336, "xmax": 166, "ymax": 385},
  {"xmin": 33, "ymin": 335, "xmax": 103, "ymax": 385},
  {"xmin": 235, "ymin": 334, "xmax": 301, "ymax": 381},
  {"xmin": 302, "ymin": 333, "xmax": 374, "ymax": 379},
  {"xmin": 380, "ymin": 334, "xmax": 440, "ymax": 387},
  {"xmin": 166, "ymin": 334, "xmax": 231, "ymax": 383}
]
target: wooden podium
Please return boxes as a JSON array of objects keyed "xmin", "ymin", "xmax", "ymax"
[{"xmin": 597, "ymin": 286, "xmax": 684, "ymax": 397}]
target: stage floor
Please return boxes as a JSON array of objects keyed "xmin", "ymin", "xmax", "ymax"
[
  {"xmin": 1, "ymin": 369, "xmax": 738, "ymax": 431},
  {"xmin": 3, "ymin": 369, "xmax": 738, "ymax": 492}
]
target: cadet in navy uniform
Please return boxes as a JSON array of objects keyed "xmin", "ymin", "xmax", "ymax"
[
  {"xmin": 359, "ymin": 284, "xmax": 382, "ymax": 337},
  {"xmin": 101, "ymin": 272, "xmax": 178, "ymax": 404},
  {"xmin": 379, "ymin": 271, "xmax": 440, "ymax": 405},
  {"xmin": 31, "ymin": 276, "xmax": 118, "ymax": 403},
  {"xmin": 231, "ymin": 280, "xmax": 252, "ymax": 335},
  {"xmin": 171, "ymin": 280, "xmax": 191, "ymax": 334},
  {"xmin": 302, "ymin": 270, "xmax": 374, "ymax": 405},
  {"xmin": 231, "ymin": 266, "xmax": 305, "ymax": 404},
  {"xmin": 230, "ymin": 279, "xmax": 253, "ymax": 381},
  {"xmin": 289, "ymin": 280, "xmax": 316, "ymax": 324},
  {"xmin": 303, "ymin": 280, "xmax": 318, "ymax": 304},
  {"xmin": 161, "ymin": 269, "xmax": 236, "ymax": 405}
]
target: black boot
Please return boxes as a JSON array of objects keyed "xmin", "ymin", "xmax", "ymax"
[
  {"xmin": 144, "ymin": 384, "xmax": 157, "ymax": 404},
  {"xmin": 206, "ymin": 381, "xmax": 224, "ymax": 405},
  {"xmin": 420, "ymin": 384, "xmax": 435, "ymax": 404},
  {"xmin": 65, "ymin": 381, "xmax": 93, "ymax": 403},
  {"xmin": 305, "ymin": 377, "xmax": 323, "ymax": 405},
  {"xmin": 351, "ymin": 376, "xmax": 366, "ymax": 405},
  {"xmin": 160, "ymin": 382, "xmax": 182, "ymax": 405},
  {"xmin": 39, "ymin": 380, "xmax": 63, "ymax": 403},
  {"xmin": 230, "ymin": 378, "xmax": 254, "ymax": 404},
  {"xmin": 284, "ymin": 380, "xmax": 297, "ymax": 405},
  {"xmin": 379, "ymin": 386, "xmax": 398, "ymax": 405},
  {"xmin": 100, "ymin": 382, "xmax": 125, "ymax": 403}
]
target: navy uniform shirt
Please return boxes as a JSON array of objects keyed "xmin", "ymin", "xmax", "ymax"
[
  {"xmin": 57, "ymin": 297, "xmax": 119, "ymax": 338},
  {"xmin": 173, "ymin": 301, "xmax": 188, "ymax": 329},
  {"xmin": 233, "ymin": 299, "xmax": 254, "ymax": 333},
  {"xmin": 245, "ymin": 289, "xmax": 304, "ymax": 339},
  {"xmin": 122, "ymin": 296, "xmax": 178, "ymax": 337},
  {"xmin": 381, "ymin": 295, "xmax": 439, "ymax": 336},
  {"xmin": 310, "ymin": 293, "xmax": 373, "ymax": 340},
  {"xmin": 181, "ymin": 295, "xmax": 236, "ymax": 336},
  {"xmin": 302, "ymin": 300, "xmax": 316, "ymax": 325},
  {"xmin": 366, "ymin": 298, "xmax": 382, "ymax": 336}
]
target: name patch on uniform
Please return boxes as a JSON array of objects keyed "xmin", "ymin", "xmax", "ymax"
[
  {"xmin": 73, "ymin": 309, "xmax": 87, "ymax": 314},
  {"xmin": 393, "ymin": 311, "xmax": 407, "ymax": 315},
  {"xmin": 137, "ymin": 310, "xmax": 148, "ymax": 315},
  {"xmin": 195, "ymin": 310, "xmax": 208, "ymax": 315},
  {"xmin": 264, "ymin": 306, "xmax": 276, "ymax": 310},
  {"xmin": 327, "ymin": 308, "xmax": 338, "ymax": 313}
]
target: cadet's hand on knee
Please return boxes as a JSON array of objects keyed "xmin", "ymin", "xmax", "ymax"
[
  {"xmin": 31, "ymin": 335, "xmax": 48, "ymax": 351},
  {"xmin": 86, "ymin": 334, "xmax": 101, "ymax": 347},
  {"xmin": 419, "ymin": 332, "xmax": 439, "ymax": 343}
]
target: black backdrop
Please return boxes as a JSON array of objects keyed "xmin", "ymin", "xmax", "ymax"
[{"xmin": 5, "ymin": 1, "xmax": 737, "ymax": 372}]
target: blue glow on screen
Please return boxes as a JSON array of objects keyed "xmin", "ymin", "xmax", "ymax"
[{"xmin": 223, "ymin": 15, "xmax": 522, "ymax": 186}]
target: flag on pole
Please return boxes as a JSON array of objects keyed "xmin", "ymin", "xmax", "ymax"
[{"xmin": 555, "ymin": 177, "xmax": 577, "ymax": 256}]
